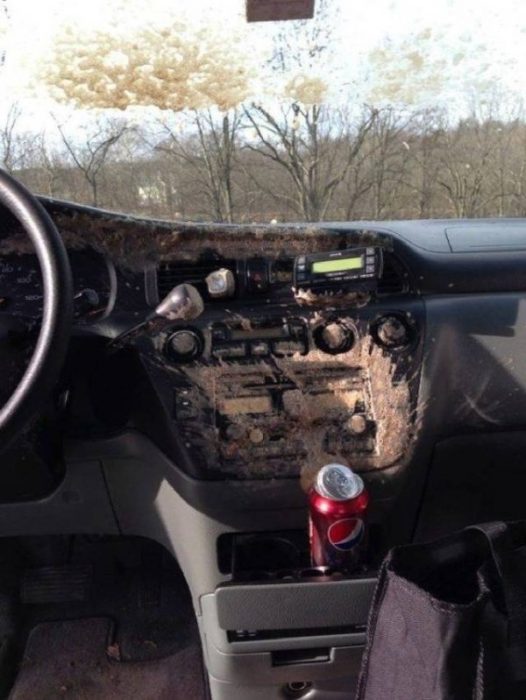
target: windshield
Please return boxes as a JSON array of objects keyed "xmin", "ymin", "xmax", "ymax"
[{"xmin": 0, "ymin": 0, "xmax": 524, "ymax": 222}]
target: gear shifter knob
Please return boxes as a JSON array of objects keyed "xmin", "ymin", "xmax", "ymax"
[
  {"xmin": 110, "ymin": 283, "xmax": 204, "ymax": 350},
  {"xmin": 155, "ymin": 283, "xmax": 204, "ymax": 321}
]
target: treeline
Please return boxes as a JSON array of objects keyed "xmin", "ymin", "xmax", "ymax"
[{"xmin": 4, "ymin": 101, "xmax": 526, "ymax": 222}]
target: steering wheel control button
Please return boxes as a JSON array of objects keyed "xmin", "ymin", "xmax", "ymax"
[
  {"xmin": 205, "ymin": 268, "xmax": 236, "ymax": 298},
  {"xmin": 314, "ymin": 321, "xmax": 355, "ymax": 355},
  {"xmin": 166, "ymin": 329, "xmax": 203, "ymax": 361},
  {"xmin": 373, "ymin": 314, "xmax": 411, "ymax": 349}
]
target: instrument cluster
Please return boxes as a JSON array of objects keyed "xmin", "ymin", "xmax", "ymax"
[{"xmin": 0, "ymin": 250, "xmax": 116, "ymax": 323}]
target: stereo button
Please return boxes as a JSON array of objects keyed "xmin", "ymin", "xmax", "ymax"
[
  {"xmin": 251, "ymin": 341, "xmax": 270, "ymax": 356},
  {"xmin": 273, "ymin": 340, "xmax": 305, "ymax": 356},
  {"xmin": 249, "ymin": 428, "xmax": 265, "ymax": 444},
  {"xmin": 213, "ymin": 343, "xmax": 246, "ymax": 359}
]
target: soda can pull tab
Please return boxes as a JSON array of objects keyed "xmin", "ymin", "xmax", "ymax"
[{"xmin": 315, "ymin": 463, "xmax": 364, "ymax": 501}]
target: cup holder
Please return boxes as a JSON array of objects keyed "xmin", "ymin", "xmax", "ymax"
[
  {"xmin": 232, "ymin": 534, "xmax": 303, "ymax": 575},
  {"xmin": 241, "ymin": 571, "xmax": 276, "ymax": 582},
  {"xmin": 228, "ymin": 529, "xmax": 375, "ymax": 583},
  {"xmin": 299, "ymin": 567, "xmax": 331, "ymax": 578}
]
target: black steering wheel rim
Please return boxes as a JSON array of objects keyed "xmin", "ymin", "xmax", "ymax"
[{"xmin": 0, "ymin": 169, "xmax": 72, "ymax": 450}]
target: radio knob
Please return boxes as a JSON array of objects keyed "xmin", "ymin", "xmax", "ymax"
[
  {"xmin": 374, "ymin": 315, "xmax": 410, "ymax": 349},
  {"xmin": 167, "ymin": 329, "xmax": 203, "ymax": 361},
  {"xmin": 346, "ymin": 414, "xmax": 368, "ymax": 435},
  {"xmin": 314, "ymin": 322, "xmax": 355, "ymax": 355}
]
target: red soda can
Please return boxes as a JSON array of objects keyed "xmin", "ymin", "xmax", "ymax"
[{"xmin": 309, "ymin": 463, "xmax": 369, "ymax": 570}]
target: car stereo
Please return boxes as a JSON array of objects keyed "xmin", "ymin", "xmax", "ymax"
[{"xmin": 293, "ymin": 247, "xmax": 383, "ymax": 293}]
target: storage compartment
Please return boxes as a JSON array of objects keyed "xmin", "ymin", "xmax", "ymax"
[
  {"xmin": 200, "ymin": 573, "xmax": 375, "ymax": 686},
  {"xmin": 272, "ymin": 648, "xmax": 331, "ymax": 667},
  {"xmin": 204, "ymin": 528, "xmax": 377, "ymax": 693},
  {"xmin": 416, "ymin": 433, "xmax": 526, "ymax": 542},
  {"xmin": 212, "ymin": 575, "xmax": 375, "ymax": 642}
]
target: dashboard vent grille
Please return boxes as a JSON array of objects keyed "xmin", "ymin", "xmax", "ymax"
[
  {"xmin": 157, "ymin": 251, "xmax": 410, "ymax": 302},
  {"xmin": 378, "ymin": 253, "xmax": 409, "ymax": 296},
  {"xmin": 157, "ymin": 259, "xmax": 236, "ymax": 301}
]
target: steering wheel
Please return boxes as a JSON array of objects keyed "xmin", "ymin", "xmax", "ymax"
[{"xmin": 0, "ymin": 170, "xmax": 72, "ymax": 450}]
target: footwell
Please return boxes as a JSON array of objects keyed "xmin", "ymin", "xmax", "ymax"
[
  {"xmin": 10, "ymin": 617, "xmax": 205, "ymax": 700},
  {"xmin": 0, "ymin": 535, "xmax": 207, "ymax": 700}
]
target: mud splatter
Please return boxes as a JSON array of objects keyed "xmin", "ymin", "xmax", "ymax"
[
  {"xmin": 0, "ymin": 198, "xmax": 393, "ymax": 271},
  {"xmin": 173, "ymin": 317, "xmax": 417, "ymax": 484},
  {"xmin": 294, "ymin": 288, "xmax": 371, "ymax": 308}
]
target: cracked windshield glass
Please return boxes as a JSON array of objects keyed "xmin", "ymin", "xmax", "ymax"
[{"xmin": 0, "ymin": 0, "xmax": 524, "ymax": 222}]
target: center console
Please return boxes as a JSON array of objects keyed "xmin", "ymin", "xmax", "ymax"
[
  {"xmin": 200, "ymin": 528, "xmax": 377, "ymax": 699},
  {"xmin": 141, "ymin": 300, "xmax": 423, "ymax": 487},
  {"xmin": 133, "ymin": 241, "xmax": 425, "ymax": 699}
]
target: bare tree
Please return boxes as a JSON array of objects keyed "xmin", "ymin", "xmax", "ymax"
[
  {"xmin": 507, "ymin": 123, "xmax": 526, "ymax": 216},
  {"xmin": 341, "ymin": 150, "xmax": 377, "ymax": 220},
  {"xmin": 155, "ymin": 109, "xmax": 241, "ymax": 222},
  {"xmin": 27, "ymin": 132, "xmax": 67, "ymax": 198},
  {"xmin": 388, "ymin": 109, "xmax": 446, "ymax": 219},
  {"xmin": 0, "ymin": 103, "xmax": 40, "ymax": 173},
  {"xmin": 437, "ymin": 118, "xmax": 498, "ymax": 218},
  {"xmin": 55, "ymin": 115, "xmax": 129, "ymax": 206},
  {"xmin": 244, "ymin": 103, "xmax": 376, "ymax": 221},
  {"xmin": 365, "ymin": 107, "xmax": 418, "ymax": 219}
]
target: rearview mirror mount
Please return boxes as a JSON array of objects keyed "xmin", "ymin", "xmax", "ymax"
[{"xmin": 246, "ymin": 0, "xmax": 315, "ymax": 22}]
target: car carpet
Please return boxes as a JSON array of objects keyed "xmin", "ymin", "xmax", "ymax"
[
  {"xmin": 0, "ymin": 536, "xmax": 208, "ymax": 699},
  {"xmin": 9, "ymin": 617, "xmax": 206, "ymax": 700}
]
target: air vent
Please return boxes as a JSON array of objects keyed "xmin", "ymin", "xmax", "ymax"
[
  {"xmin": 157, "ymin": 259, "xmax": 236, "ymax": 301},
  {"xmin": 378, "ymin": 253, "xmax": 409, "ymax": 296},
  {"xmin": 157, "ymin": 253, "xmax": 410, "ymax": 302}
]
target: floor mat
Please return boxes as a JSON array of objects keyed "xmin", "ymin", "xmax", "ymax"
[
  {"xmin": 9, "ymin": 617, "xmax": 205, "ymax": 700},
  {"xmin": 16, "ymin": 537, "xmax": 198, "ymax": 663}
]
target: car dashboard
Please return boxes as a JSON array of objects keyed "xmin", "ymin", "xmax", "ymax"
[
  {"xmin": 3, "ymin": 200, "xmax": 526, "ymax": 515},
  {"xmin": 4, "ymin": 199, "xmax": 526, "ymax": 698}
]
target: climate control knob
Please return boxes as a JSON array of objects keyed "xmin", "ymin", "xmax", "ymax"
[
  {"xmin": 166, "ymin": 329, "xmax": 203, "ymax": 361},
  {"xmin": 314, "ymin": 321, "xmax": 355, "ymax": 355},
  {"xmin": 373, "ymin": 315, "xmax": 411, "ymax": 349}
]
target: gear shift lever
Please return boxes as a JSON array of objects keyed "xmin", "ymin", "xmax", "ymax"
[
  {"xmin": 110, "ymin": 283, "xmax": 204, "ymax": 348},
  {"xmin": 154, "ymin": 283, "xmax": 204, "ymax": 321}
]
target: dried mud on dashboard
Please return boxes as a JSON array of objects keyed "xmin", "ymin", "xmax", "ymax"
[
  {"xmin": 294, "ymin": 287, "xmax": 372, "ymax": 309},
  {"xmin": 0, "ymin": 197, "xmax": 418, "ymax": 485},
  {"xmin": 175, "ymin": 320, "xmax": 416, "ymax": 485},
  {"xmin": 0, "ymin": 199, "xmax": 393, "ymax": 270}
]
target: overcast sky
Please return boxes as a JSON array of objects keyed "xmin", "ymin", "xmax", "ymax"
[{"xmin": 2, "ymin": 0, "xmax": 526, "ymax": 123}]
